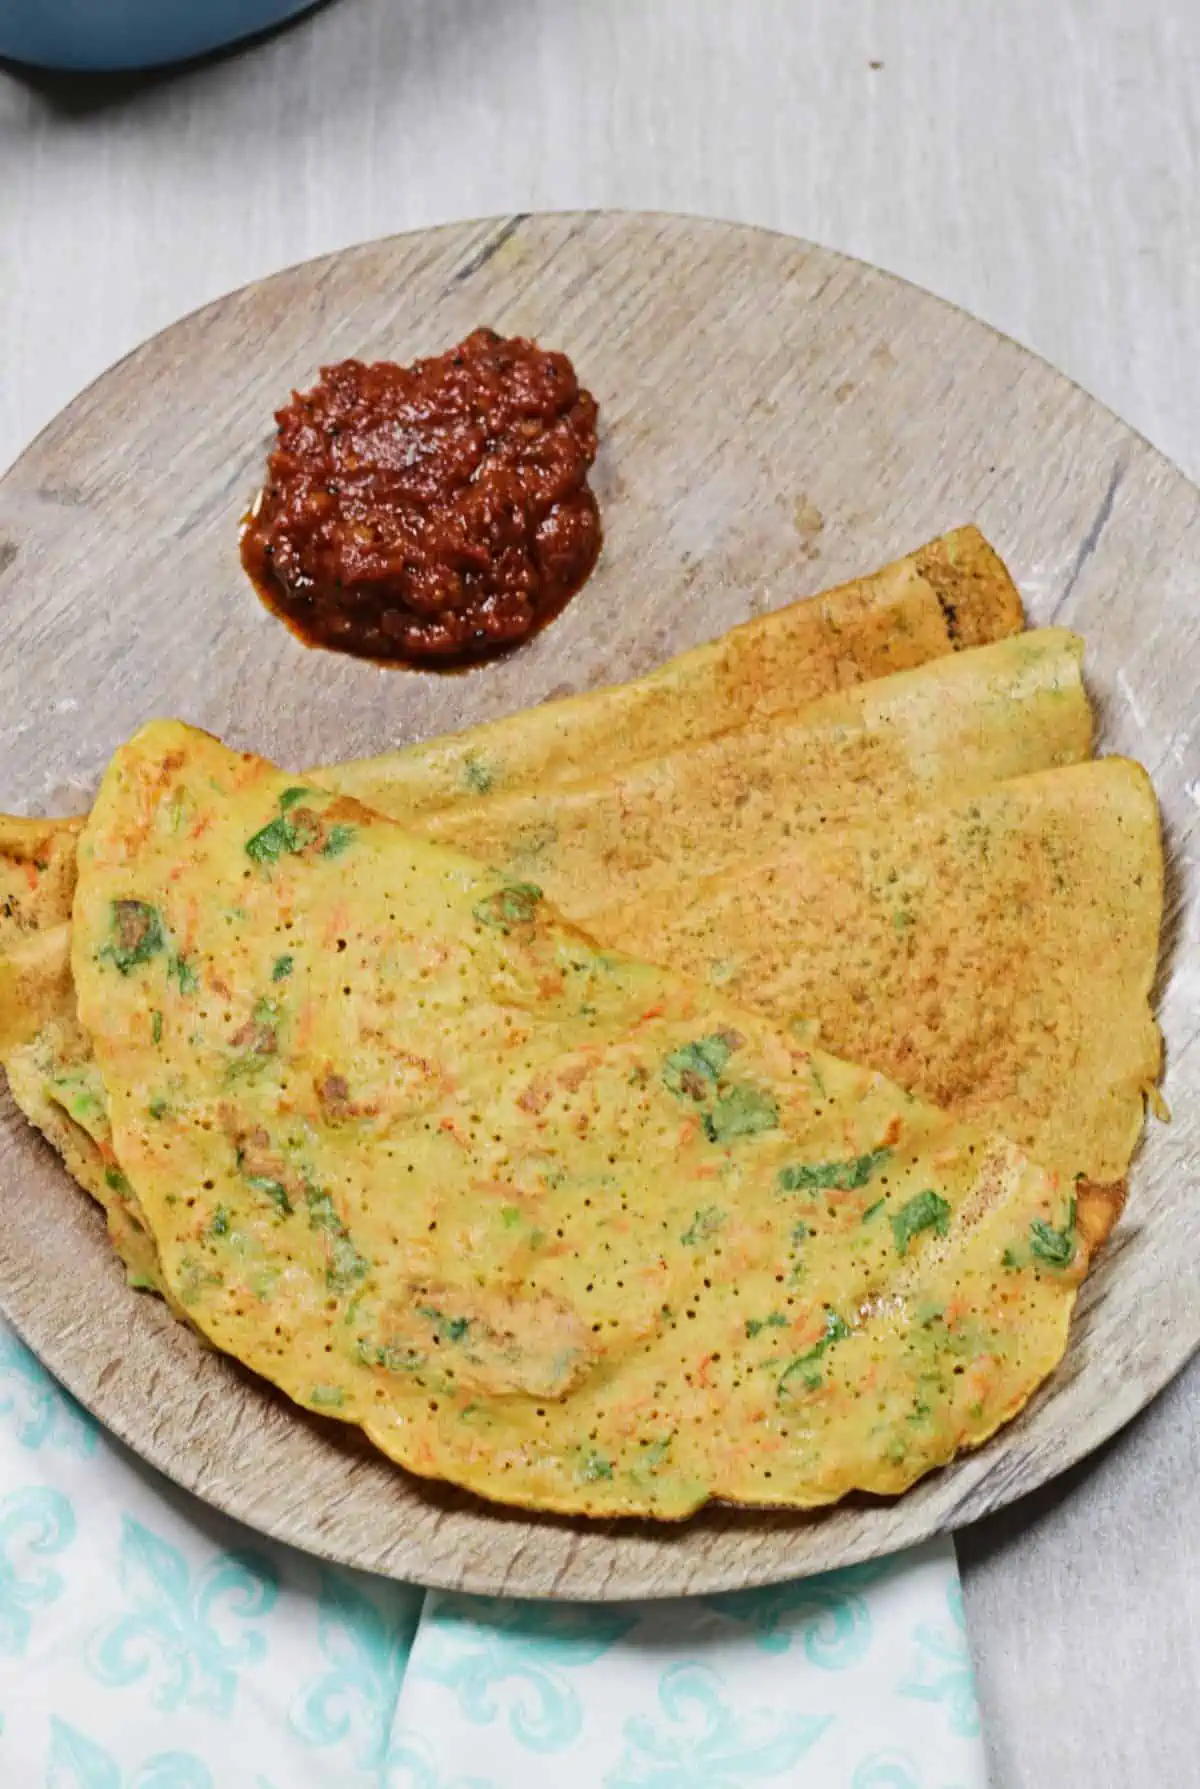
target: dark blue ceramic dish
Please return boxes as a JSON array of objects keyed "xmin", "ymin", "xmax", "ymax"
[{"xmin": 0, "ymin": 0, "xmax": 319, "ymax": 72}]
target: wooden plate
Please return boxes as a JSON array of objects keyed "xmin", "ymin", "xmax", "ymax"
[{"xmin": 0, "ymin": 213, "xmax": 1196, "ymax": 1600}]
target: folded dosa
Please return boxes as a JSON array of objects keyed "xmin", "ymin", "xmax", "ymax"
[
  {"xmin": 70, "ymin": 720, "xmax": 1097, "ymax": 1519},
  {"xmin": 417, "ymin": 630, "xmax": 1092, "ymax": 922}
]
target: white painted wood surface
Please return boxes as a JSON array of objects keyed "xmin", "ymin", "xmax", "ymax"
[{"xmin": 2, "ymin": 4, "xmax": 1197, "ymax": 1782}]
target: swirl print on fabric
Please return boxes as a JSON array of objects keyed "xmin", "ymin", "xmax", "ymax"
[
  {"xmin": 702, "ymin": 1558, "xmax": 895, "ymax": 1665},
  {"xmin": 0, "ymin": 1486, "xmax": 75, "ymax": 1658},
  {"xmin": 397, "ymin": 1553, "xmax": 988, "ymax": 1787},
  {"xmin": 851, "ymin": 1750, "xmax": 972, "ymax": 1789},
  {"xmin": 0, "ymin": 1338, "xmax": 98, "ymax": 1458},
  {"xmin": 45, "ymin": 1717, "xmax": 215, "ymax": 1789},
  {"xmin": 605, "ymin": 1661, "xmax": 831, "ymax": 1786},
  {"xmin": 86, "ymin": 1517, "xmax": 278, "ymax": 1716},
  {"xmin": 899, "ymin": 1583, "xmax": 982, "ymax": 1740},
  {"xmin": 289, "ymin": 1567, "xmax": 423, "ymax": 1769},
  {"xmin": 409, "ymin": 1596, "xmax": 637, "ymax": 1752}
]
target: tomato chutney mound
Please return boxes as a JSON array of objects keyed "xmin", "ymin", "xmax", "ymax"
[{"xmin": 241, "ymin": 329, "xmax": 602, "ymax": 667}]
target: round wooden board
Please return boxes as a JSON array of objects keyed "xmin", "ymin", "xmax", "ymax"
[{"xmin": 0, "ymin": 213, "xmax": 1196, "ymax": 1601}]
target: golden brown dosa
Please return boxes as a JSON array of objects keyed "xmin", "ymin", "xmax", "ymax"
[{"xmin": 70, "ymin": 719, "xmax": 1098, "ymax": 1519}]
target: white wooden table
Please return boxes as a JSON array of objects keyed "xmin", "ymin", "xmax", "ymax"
[{"xmin": 3, "ymin": 3, "xmax": 1198, "ymax": 1781}]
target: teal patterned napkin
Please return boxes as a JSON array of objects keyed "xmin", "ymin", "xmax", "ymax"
[{"xmin": 0, "ymin": 1321, "xmax": 985, "ymax": 1788}]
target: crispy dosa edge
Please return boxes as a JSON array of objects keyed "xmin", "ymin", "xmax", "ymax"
[
  {"xmin": 330, "ymin": 524, "xmax": 1024, "ymax": 818},
  {"xmin": 0, "ymin": 526, "xmax": 1024, "ymax": 938},
  {"xmin": 0, "ymin": 816, "xmax": 84, "ymax": 954}
]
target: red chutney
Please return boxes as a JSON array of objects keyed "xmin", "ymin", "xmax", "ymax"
[{"xmin": 241, "ymin": 329, "xmax": 601, "ymax": 667}]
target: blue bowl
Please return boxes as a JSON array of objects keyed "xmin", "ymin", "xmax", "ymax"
[{"xmin": 0, "ymin": 0, "xmax": 320, "ymax": 71}]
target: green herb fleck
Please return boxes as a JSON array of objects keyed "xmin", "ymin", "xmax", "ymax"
[
  {"xmin": 321, "ymin": 824, "xmax": 356, "ymax": 858},
  {"xmin": 862, "ymin": 1198, "xmax": 885, "ymax": 1222},
  {"xmin": 147, "ymin": 1097, "xmax": 168, "ymax": 1120},
  {"xmin": 778, "ymin": 1148, "xmax": 892, "ymax": 1195},
  {"xmin": 1029, "ymin": 1198, "xmax": 1077, "ymax": 1268},
  {"xmin": 279, "ymin": 786, "xmax": 317, "ymax": 811},
  {"xmin": 776, "ymin": 1310, "xmax": 852, "ymax": 1400},
  {"xmin": 57, "ymin": 1079, "xmax": 99, "ymax": 1120},
  {"xmin": 207, "ymin": 1205, "xmax": 230, "ymax": 1239},
  {"xmin": 271, "ymin": 954, "xmax": 294, "ymax": 982},
  {"xmin": 169, "ymin": 954, "xmax": 199, "ymax": 995},
  {"xmin": 306, "ymin": 1186, "xmax": 369, "ymax": 1292},
  {"xmin": 245, "ymin": 790, "xmax": 323, "ymax": 866},
  {"xmin": 745, "ymin": 1312, "xmax": 789, "ymax": 1339},
  {"xmin": 308, "ymin": 1385, "xmax": 345, "ymax": 1409},
  {"xmin": 306, "ymin": 1188, "xmax": 338, "ymax": 1229},
  {"xmin": 176, "ymin": 1254, "xmax": 222, "ymax": 1305},
  {"xmin": 247, "ymin": 1175, "xmax": 292, "ymax": 1217},
  {"xmin": 462, "ymin": 755, "xmax": 495, "ymax": 795},
  {"xmin": 363, "ymin": 1339, "xmax": 424, "ymax": 1375},
  {"xmin": 245, "ymin": 814, "xmax": 300, "ymax": 864},
  {"xmin": 104, "ymin": 1166, "xmax": 131, "ymax": 1195},
  {"xmin": 890, "ymin": 1189, "xmax": 952, "ymax": 1256},
  {"xmin": 328, "ymin": 1233, "xmax": 370, "ymax": 1295},
  {"xmin": 1001, "ymin": 1245, "xmax": 1022, "ymax": 1270},
  {"xmin": 790, "ymin": 1220, "xmax": 810, "ymax": 1248},
  {"xmin": 418, "ymin": 1304, "xmax": 471, "ymax": 1345},
  {"xmin": 500, "ymin": 1205, "xmax": 522, "ymax": 1229},
  {"xmin": 471, "ymin": 881, "xmax": 543, "ymax": 931},
  {"xmin": 579, "ymin": 1451, "xmax": 613, "ymax": 1482},
  {"xmin": 101, "ymin": 900, "xmax": 165, "ymax": 975},
  {"xmin": 151, "ymin": 1010, "xmax": 163, "ymax": 1045},
  {"xmin": 224, "ymin": 1052, "xmax": 268, "ymax": 1085},
  {"xmin": 662, "ymin": 1033, "xmax": 736, "ymax": 1101},
  {"xmin": 681, "ymin": 1205, "xmax": 725, "ymax": 1247},
  {"xmin": 703, "ymin": 1084, "xmax": 779, "ymax": 1143}
]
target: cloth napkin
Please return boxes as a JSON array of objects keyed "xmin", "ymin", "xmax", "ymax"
[{"xmin": 0, "ymin": 1320, "xmax": 986, "ymax": 1788}]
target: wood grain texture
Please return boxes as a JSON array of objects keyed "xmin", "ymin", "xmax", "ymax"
[{"xmin": 0, "ymin": 213, "xmax": 1195, "ymax": 1604}]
